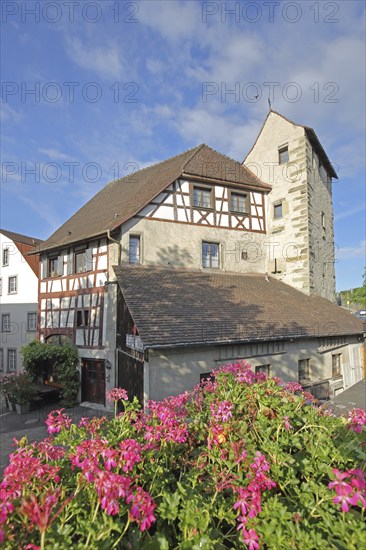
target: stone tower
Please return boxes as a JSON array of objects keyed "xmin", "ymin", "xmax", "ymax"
[{"xmin": 244, "ymin": 110, "xmax": 337, "ymax": 302}]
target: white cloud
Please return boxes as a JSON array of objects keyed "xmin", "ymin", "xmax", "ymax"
[
  {"xmin": 335, "ymin": 205, "xmax": 366, "ymax": 222},
  {"xmin": 38, "ymin": 148, "xmax": 75, "ymax": 162},
  {"xmin": 0, "ymin": 104, "xmax": 22, "ymax": 123},
  {"xmin": 336, "ymin": 240, "xmax": 366, "ymax": 260},
  {"xmin": 65, "ymin": 37, "xmax": 124, "ymax": 79}
]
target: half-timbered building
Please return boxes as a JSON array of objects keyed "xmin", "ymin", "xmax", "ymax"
[{"xmin": 34, "ymin": 112, "xmax": 365, "ymax": 408}]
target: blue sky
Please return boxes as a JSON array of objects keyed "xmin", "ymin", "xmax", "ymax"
[{"xmin": 1, "ymin": 0, "xmax": 365, "ymax": 291}]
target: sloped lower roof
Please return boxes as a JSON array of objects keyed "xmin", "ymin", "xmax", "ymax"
[
  {"xmin": 37, "ymin": 145, "xmax": 271, "ymax": 253},
  {"xmin": 113, "ymin": 265, "xmax": 363, "ymax": 348},
  {"xmin": 0, "ymin": 229, "xmax": 42, "ymax": 246},
  {"xmin": 244, "ymin": 110, "xmax": 338, "ymax": 179}
]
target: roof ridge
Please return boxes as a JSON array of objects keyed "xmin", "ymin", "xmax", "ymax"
[
  {"xmin": 110, "ymin": 144, "xmax": 203, "ymax": 187},
  {"xmin": 181, "ymin": 143, "xmax": 206, "ymax": 170}
]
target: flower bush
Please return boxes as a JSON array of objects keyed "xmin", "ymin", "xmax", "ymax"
[{"xmin": 1, "ymin": 361, "xmax": 365, "ymax": 549}]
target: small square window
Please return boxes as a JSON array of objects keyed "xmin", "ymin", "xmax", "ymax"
[
  {"xmin": 298, "ymin": 358, "xmax": 310, "ymax": 381},
  {"xmin": 279, "ymin": 146, "xmax": 289, "ymax": 164},
  {"xmin": 274, "ymin": 203, "xmax": 283, "ymax": 220},
  {"xmin": 202, "ymin": 242, "xmax": 219, "ymax": 268},
  {"xmin": 129, "ymin": 236, "xmax": 141, "ymax": 264},
  {"xmin": 193, "ymin": 186, "xmax": 212, "ymax": 209},
  {"xmin": 332, "ymin": 354, "xmax": 342, "ymax": 378},
  {"xmin": 27, "ymin": 312, "xmax": 37, "ymax": 332},
  {"xmin": 230, "ymin": 192, "xmax": 249, "ymax": 214},
  {"xmin": 7, "ymin": 349, "xmax": 16, "ymax": 372},
  {"xmin": 8, "ymin": 276, "xmax": 17, "ymax": 294},
  {"xmin": 2, "ymin": 248, "xmax": 9, "ymax": 266}
]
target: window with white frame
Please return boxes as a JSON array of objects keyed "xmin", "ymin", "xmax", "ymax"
[
  {"xmin": 1, "ymin": 314, "xmax": 10, "ymax": 332},
  {"xmin": 332, "ymin": 354, "xmax": 342, "ymax": 378},
  {"xmin": 298, "ymin": 358, "xmax": 310, "ymax": 381},
  {"xmin": 0, "ymin": 349, "xmax": 3, "ymax": 372},
  {"xmin": 2, "ymin": 248, "xmax": 9, "ymax": 266},
  {"xmin": 129, "ymin": 236, "xmax": 141, "ymax": 264},
  {"xmin": 202, "ymin": 242, "xmax": 219, "ymax": 268},
  {"xmin": 7, "ymin": 349, "xmax": 16, "ymax": 372},
  {"xmin": 27, "ymin": 312, "xmax": 37, "ymax": 332},
  {"xmin": 8, "ymin": 276, "xmax": 17, "ymax": 294}
]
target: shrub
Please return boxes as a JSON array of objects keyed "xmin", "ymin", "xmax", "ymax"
[
  {"xmin": 1, "ymin": 361, "xmax": 365, "ymax": 549},
  {"xmin": 22, "ymin": 340, "xmax": 80, "ymax": 407}
]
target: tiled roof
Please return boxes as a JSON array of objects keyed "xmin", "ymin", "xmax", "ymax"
[
  {"xmin": 0, "ymin": 229, "xmax": 43, "ymax": 246},
  {"xmin": 244, "ymin": 110, "xmax": 338, "ymax": 179},
  {"xmin": 113, "ymin": 265, "xmax": 364, "ymax": 348},
  {"xmin": 37, "ymin": 145, "xmax": 271, "ymax": 253}
]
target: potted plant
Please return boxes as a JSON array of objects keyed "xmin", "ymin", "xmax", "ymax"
[
  {"xmin": 0, "ymin": 373, "xmax": 17, "ymax": 411},
  {"xmin": 10, "ymin": 373, "xmax": 38, "ymax": 414}
]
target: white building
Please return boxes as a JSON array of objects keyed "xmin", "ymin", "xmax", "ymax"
[{"xmin": 0, "ymin": 230, "xmax": 42, "ymax": 374}]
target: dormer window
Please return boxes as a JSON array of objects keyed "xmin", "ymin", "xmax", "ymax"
[
  {"xmin": 278, "ymin": 146, "xmax": 289, "ymax": 165},
  {"xmin": 193, "ymin": 186, "xmax": 212, "ymax": 209}
]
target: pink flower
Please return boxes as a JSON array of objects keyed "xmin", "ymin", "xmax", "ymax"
[
  {"xmin": 347, "ymin": 408, "xmax": 366, "ymax": 433},
  {"xmin": 284, "ymin": 382, "xmax": 303, "ymax": 393},
  {"xmin": 94, "ymin": 471, "xmax": 131, "ymax": 516},
  {"xmin": 242, "ymin": 528, "xmax": 260, "ymax": 550},
  {"xmin": 19, "ymin": 488, "xmax": 62, "ymax": 532},
  {"xmin": 210, "ymin": 400, "xmax": 234, "ymax": 422},
  {"xmin": 107, "ymin": 388, "xmax": 128, "ymax": 402},
  {"xmin": 328, "ymin": 468, "xmax": 366, "ymax": 512},
  {"xmin": 283, "ymin": 416, "xmax": 292, "ymax": 431},
  {"xmin": 126, "ymin": 487, "xmax": 156, "ymax": 531},
  {"xmin": 45, "ymin": 409, "xmax": 72, "ymax": 435}
]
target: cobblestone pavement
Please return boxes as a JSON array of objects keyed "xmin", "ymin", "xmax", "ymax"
[{"xmin": 0, "ymin": 402, "xmax": 112, "ymax": 475}]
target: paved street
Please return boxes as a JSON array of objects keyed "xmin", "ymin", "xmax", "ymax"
[
  {"xmin": 0, "ymin": 402, "xmax": 112, "ymax": 474},
  {"xmin": 326, "ymin": 379, "xmax": 366, "ymax": 416}
]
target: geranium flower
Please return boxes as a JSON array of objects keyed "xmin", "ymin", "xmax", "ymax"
[
  {"xmin": 45, "ymin": 409, "xmax": 72, "ymax": 435},
  {"xmin": 347, "ymin": 408, "xmax": 366, "ymax": 433},
  {"xmin": 242, "ymin": 528, "xmax": 260, "ymax": 550},
  {"xmin": 107, "ymin": 388, "xmax": 128, "ymax": 402}
]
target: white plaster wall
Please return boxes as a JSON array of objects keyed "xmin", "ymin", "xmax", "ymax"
[
  {"xmin": 0, "ymin": 233, "xmax": 39, "ymax": 304},
  {"xmin": 118, "ymin": 218, "xmax": 268, "ymax": 273},
  {"xmin": 147, "ymin": 337, "xmax": 363, "ymax": 402}
]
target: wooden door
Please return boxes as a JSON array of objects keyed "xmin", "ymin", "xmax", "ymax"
[{"xmin": 82, "ymin": 359, "xmax": 105, "ymax": 404}]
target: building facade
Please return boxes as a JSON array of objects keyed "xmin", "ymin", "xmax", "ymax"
[
  {"xmin": 35, "ymin": 112, "xmax": 364, "ymax": 408},
  {"xmin": 0, "ymin": 230, "xmax": 42, "ymax": 375}
]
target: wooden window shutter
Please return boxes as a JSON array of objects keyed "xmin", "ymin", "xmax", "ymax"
[
  {"xmin": 41, "ymin": 258, "xmax": 48, "ymax": 279},
  {"xmin": 57, "ymin": 255, "xmax": 63, "ymax": 276},
  {"xmin": 67, "ymin": 252, "xmax": 74, "ymax": 275},
  {"xmin": 85, "ymin": 247, "xmax": 93, "ymax": 271}
]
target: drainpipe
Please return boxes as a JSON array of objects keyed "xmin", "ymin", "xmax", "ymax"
[
  {"xmin": 106, "ymin": 229, "xmax": 121, "ymax": 392},
  {"xmin": 107, "ymin": 229, "xmax": 121, "ymax": 265}
]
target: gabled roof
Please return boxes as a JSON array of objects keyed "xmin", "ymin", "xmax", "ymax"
[
  {"xmin": 113, "ymin": 265, "xmax": 363, "ymax": 348},
  {"xmin": 244, "ymin": 110, "xmax": 338, "ymax": 179},
  {"xmin": 0, "ymin": 229, "xmax": 43, "ymax": 246},
  {"xmin": 37, "ymin": 144, "xmax": 271, "ymax": 253}
]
